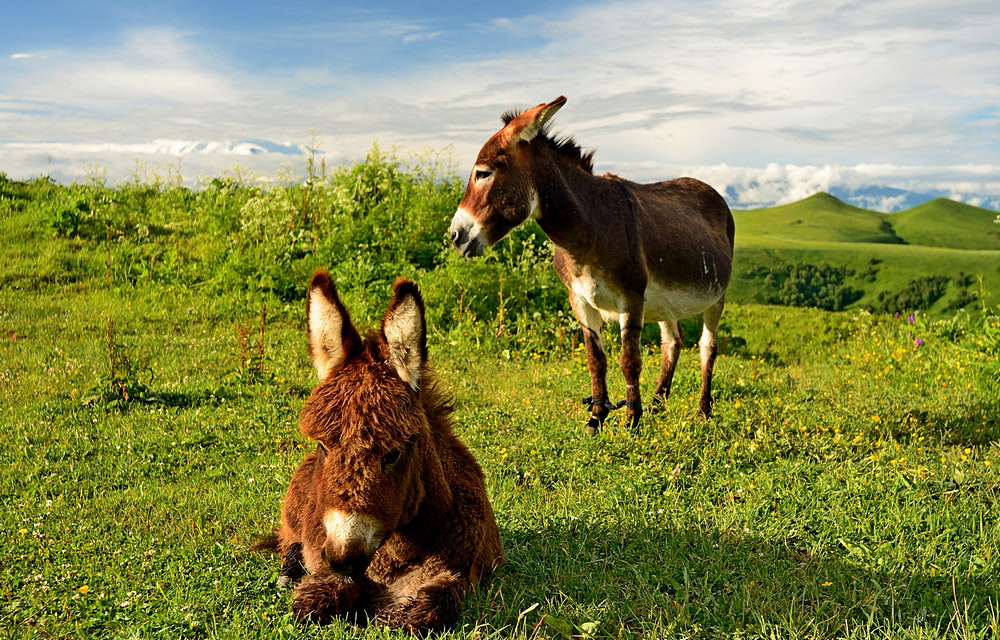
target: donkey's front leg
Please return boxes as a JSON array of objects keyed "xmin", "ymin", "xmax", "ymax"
[
  {"xmin": 291, "ymin": 572, "xmax": 362, "ymax": 624},
  {"xmin": 569, "ymin": 292, "xmax": 610, "ymax": 436},
  {"xmin": 379, "ymin": 570, "xmax": 463, "ymax": 633},
  {"xmin": 618, "ymin": 297, "xmax": 645, "ymax": 430}
]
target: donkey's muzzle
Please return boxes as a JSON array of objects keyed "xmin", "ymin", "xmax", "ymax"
[
  {"xmin": 321, "ymin": 509, "xmax": 385, "ymax": 578},
  {"xmin": 322, "ymin": 542, "xmax": 371, "ymax": 579},
  {"xmin": 449, "ymin": 208, "xmax": 485, "ymax": 257}
]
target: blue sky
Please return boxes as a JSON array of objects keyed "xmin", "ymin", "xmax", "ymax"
[{"xmin": 2, "ymin": 0, "xmax": 999, "ymax": 209}]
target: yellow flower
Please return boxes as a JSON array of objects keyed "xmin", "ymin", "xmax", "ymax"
[
  {"xmin": 19, "ymin": 528, "xmax": 28, "ymax": 535},
  {"xmin": 78, "ymin": 585, "xmax": 90, "ymax": 595},
  {"xmin": 964, "ymin": 448, "xmax": 972, "ymax": 455},
  {"xmin": 821, "ymin": 581, "xmax": 833, "ymax": 587}
]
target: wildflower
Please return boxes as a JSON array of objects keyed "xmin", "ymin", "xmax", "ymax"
[
  {"xmin": 78, "ymin": 585, "xmax": 89, "ymax": 595},
  {"xmin": 964, "ymin": 448, "xmax": 972, "ymax": 455},
  {"xmin": 894, "ymin": 312, "xmax": 900, "ymax": 319},
  {"xmin": 821, "ymin": 581, "xmax": 834, "ymax": 587},
  {"xmin": 19, "ymin": 528, "xmax": 27, "ymax": 535},
  {"xmin": 914, "ymin": 338, "xmax": 923, "ymax": 347},
  {"xmin": 907, "ymin": 314, "xmax": 916, "ymax": 325}
]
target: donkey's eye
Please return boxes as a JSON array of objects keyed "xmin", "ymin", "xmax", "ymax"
[
  {"xmin": 474, "ymin": 168, "xmax": 492, "ymax": 182},
  {"xmin": 381, "ymin": 448, "xmax": 401, "ymax": 470}
]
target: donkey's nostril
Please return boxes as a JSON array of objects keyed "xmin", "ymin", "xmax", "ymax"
[
  {"xmin": 327, "ymin": 550, "xmax": 370, "ymax": 578},
  {"xmin": 451, "ymin": 226, "xmax": 469, "ymax": 248}
]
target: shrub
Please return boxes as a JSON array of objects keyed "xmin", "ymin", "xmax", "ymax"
[
  {"xmin": 871, "ymin": 276, "xmax": 950, "ymax": 314},
  {"xmin": 748, "ymin": 262, "xmax": 863, "ymax": 311}
]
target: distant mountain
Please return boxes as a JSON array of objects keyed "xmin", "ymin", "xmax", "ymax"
[
  {"xmin": 134, "ymin": 139, "xmax": 306, "ymax": 156},
  {"xmin": 827, "ymin": 185, "xmax": 936, "ymax": 212}
]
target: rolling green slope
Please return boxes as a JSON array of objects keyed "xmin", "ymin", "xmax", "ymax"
[
  {"xmin": 892, "ymin": 198, "xmax": 1000, "ymax": 250},
  {"xmin": 729, "ymin": 193, "xmax": 1000, "ymax": 312},
  {"xmin": 734, "ymin": 192, "xmax": 905, "ymax": 244}
]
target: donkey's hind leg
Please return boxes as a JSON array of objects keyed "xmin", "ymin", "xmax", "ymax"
[
  {"xmin": 652, "ymin": 320, "xmax": 684, "ymax": 409},
  {"xmin": 569, "ymin": 291, "xmax": 610, "ymax": 436},
  {"xmin": 698, "ymin": 298, "xmax": 725, "ymax": 418}
]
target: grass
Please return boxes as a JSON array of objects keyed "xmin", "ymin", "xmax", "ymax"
[{"xmin": 1, "ymin": 164, "xmax": 999, "ymax": 639}]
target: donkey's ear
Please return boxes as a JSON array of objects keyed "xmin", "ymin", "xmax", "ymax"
[
  {"xmin": 307, "ymin": 270, "xmax": 361, "ymax": 381},
  {"xmin": 502, "ymin": 95, "xmax": 567, "ymax": 146},
  {"xmin": 381, "ymin": 278, "xmax": 427, "ymax": 391}
]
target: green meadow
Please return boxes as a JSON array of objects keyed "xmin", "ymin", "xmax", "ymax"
[{"xmin": 2, "ymin": 154, "xmax": 999, "ymax": 639}]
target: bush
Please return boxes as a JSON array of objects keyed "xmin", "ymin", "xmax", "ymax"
[
  {"xmin": 871, "ymin": 276, "xmax": 950, "ymax": 314},
  {"xmin": 748, "ymin": 262, "xmax": 863, "ymax": 311}
]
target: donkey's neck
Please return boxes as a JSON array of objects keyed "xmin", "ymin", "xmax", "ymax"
[{"xmin": 529, "ymin": 148, "xmax": 625, "ymax": 261}]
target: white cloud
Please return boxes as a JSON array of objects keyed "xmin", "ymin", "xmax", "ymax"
[
  {"xmin": 402, "ymin": 30, "xmax": 442, "ymax": 44},
  {"xmin": 0, "ymin": 1, "xmax": 998, "ymax": 210},
  {"xmin": 10, "ymin": 53, "xmax": 33, "ymax": 59},
  {"xmin": 618, "ymin": 161, "xmax": 1000, "ymax": 210},
  {"xmin": 3, "ymin": 28, "xmax": 243, "ymax": 107}
]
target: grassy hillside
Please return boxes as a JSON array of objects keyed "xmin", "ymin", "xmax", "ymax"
[
  {"xmin": 730, "ymin": 193, "xmax": 1000, "ymax": 314},
  {"xmin": 892, "ymin": 198, "xmax": 1000, "ymax": 251},
  {"xmin": 1, "ymin": 159, "xmax": 999, "ymax": 639},
  {"xmin": 734, "ymin": 192, "xmax": 905, "ymax": 245}
]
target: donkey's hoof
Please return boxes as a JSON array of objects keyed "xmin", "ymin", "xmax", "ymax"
[
  {"xmin": 584, "ymin": 416, "xmax": 602, "ymax": 437},
  {"xmin": 625, "ymin": 408, "xmax": 642, "ymax": 431},
  {"xmin": 699, "ymin": 399, "xmax": 714, "ymax": 419}
]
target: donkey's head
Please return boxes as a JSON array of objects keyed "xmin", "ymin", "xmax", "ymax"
[
  {"xmin": 299, "ymin": 271, "xmax": 451, "ymax": 579},
  {"xmin": 449, "ymin": 96, "xmax": 567, "ymax": 257}
]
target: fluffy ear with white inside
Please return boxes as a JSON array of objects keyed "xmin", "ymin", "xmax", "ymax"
[
  {"xmin": 307, "ymin": 270, "xmax": 361, "ymax": 381},
  {"xmin": 381, "ymin": 278, "xmax": 427, "ymax": 391},
  {"xmin": 504, "ymin": 95, "xmax": 567, "ymax": 146}
]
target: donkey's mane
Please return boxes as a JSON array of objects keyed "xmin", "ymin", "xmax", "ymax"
[{"xmin": 501, "ymin": 109, "xmax": 595, "ymax": 174}]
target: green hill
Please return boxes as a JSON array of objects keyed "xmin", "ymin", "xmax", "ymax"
[
  {"xmin": 729, "ymin": 193, "xmax": 1000, "ymax": 313},
  {"xmin": 892, "ymin": 198, "xmax": 1000, "ymax": 250},
  {"xmin": 735, "ymin": 192, "xmax": 906, "ymax": 245}
]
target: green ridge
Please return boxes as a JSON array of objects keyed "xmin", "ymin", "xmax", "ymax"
[
  {"xmin": 892, "ymin": 198, "xmax": 1000, "ymax": 250},
  {"xmin": 735, "ymin": 192, "xmax": 905, "ymax": 245},
  {"xmin": 729, "ymin": 193, "xmax": 1000, "ymax": 312}
]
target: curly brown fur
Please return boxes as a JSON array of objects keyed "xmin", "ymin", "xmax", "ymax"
[
  {"xmin": 292, "ymin": 575, "xmax": 362, "ymax": 624},
  {"xmin": 378, "ymin": 571, "xmax": 463, "ymax": 633},
  {"xmin": 272, "ymin": 273, "xmax": 503, "ymax": 633}
]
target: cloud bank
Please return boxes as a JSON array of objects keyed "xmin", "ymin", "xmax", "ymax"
[{"xmin": 0, "ymin": 1, "xmax": 998, "ymax": 210}]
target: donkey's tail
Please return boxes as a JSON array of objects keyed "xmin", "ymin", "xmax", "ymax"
[{"xmin": 250, "ymin": 531, "xmax": 280, "ymax": 553}]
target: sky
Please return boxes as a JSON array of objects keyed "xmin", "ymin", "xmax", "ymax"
[{"xmin": 2, "ymin": 0, "xmax": 999, "ymax": 210}]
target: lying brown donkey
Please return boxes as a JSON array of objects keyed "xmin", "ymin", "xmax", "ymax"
[{"xmin": 273, "ymin": 271, "xmax": 503, "ymax": 632}]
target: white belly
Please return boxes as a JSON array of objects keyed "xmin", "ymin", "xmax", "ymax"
[
  {"xmin": 643, "ymin": 279, "xmax": 721, "ymax": 321},
  {"xmin": 570, "ymin": 271, "xmax": 721, "ymax": 323}
]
